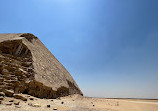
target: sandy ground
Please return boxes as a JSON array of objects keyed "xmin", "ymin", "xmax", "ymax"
[{"xmin": 0, "ymin": 94, "xmax": 158, "ymax": 111}]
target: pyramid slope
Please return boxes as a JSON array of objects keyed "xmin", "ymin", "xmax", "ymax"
[{"xmin": 0, "ymin": 33, "xmax": 83, "ymax": 98}]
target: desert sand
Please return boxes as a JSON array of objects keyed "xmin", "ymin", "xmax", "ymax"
[{"xmin": 0, "ymin": 94, "xmax": 158, "ymax": 111}]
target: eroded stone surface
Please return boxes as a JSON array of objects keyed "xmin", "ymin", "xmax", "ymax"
[{"xmin": 0, "ymin": 33, "xmax": 82, "ymax": 99}]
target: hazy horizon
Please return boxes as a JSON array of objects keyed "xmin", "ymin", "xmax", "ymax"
[{"xmin": 0, "ymin": 0, "xmax": 158, "ymax": 99}]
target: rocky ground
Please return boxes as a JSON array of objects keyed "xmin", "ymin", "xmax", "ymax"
[{"xmin": 0, "ymin": 94, "xmax": 158, "ymax": 111}]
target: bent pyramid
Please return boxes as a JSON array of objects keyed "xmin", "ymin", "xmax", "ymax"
[{"xmin": 0, "ymin": 33, "xmax": 83, "ymax": 98}]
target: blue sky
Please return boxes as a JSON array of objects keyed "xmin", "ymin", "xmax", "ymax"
[{"xmin": 0, "ymin": 0, "xmax": 158, "ymax": 98}]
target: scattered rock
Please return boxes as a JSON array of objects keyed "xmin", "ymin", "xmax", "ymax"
[
  {"xmin": 0, "ymin": 100, "xmax": 2, "ymax": 104},
  {"xmin": 4, "ymin": 90, "xmax": 14, "ymax": 97},
  {"xmin": 57, "ymin": 97, "xmax": 61, "ymax": 100},
  {"xmin": 5, "ymin": 103, "xmax": 12, "ymax": 106},
  {"xmin": 47, "ymin": 105, "xmax": 50, "ymax": 108},
  {"xmin": 53, "ymin": 108, "xmax": 57, "ymax": 110},
  {"xmin": 14, "ymin": 94, "xmax": 27, "ymax": 101},
  {"xmin": 0, "ymin": 92, "xmax": 5, "ymax": 97},
  {"xmin": 15, "ymin": 105, "xmax": 21, "ymax": 108},
  {"xmin": 32, "ymin": 104, "xmax": 41, "ymax": 107},
  {"xmin": 28, "ymin": 102, "xmax": 41, "ymax": 107},
  {"xmin": 9, "ymin": 99, "xmax": 14, "ymax": 102},
  {"xmin": 28, "ymin": 102, "xmax": 32, "ymax": 106},
  {"xmin": 14, "ymin": 101, "xmax": 20, "ymax": 105},
  {"xmin": 29, "ymin": 98, "xmax": 34, "ymax": 100},
  {"xmin": 0, "ymin": 97, "xmax": 4, "ymax": 100},
  {"xmin": 116, "ymin": 102, "xmax": 119, "ymax": 106}
]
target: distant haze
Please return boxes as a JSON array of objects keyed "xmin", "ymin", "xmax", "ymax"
[{"xmin": 0, "ymin": 0, "xmax": 158, "ymax": 99}]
